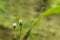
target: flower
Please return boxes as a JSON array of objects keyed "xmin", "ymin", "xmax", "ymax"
[
  {"xmin": 12, "ymin": 23, "xmax": 17, "ymax": 29},
  {"xmin": 18, "ymin": 19, "xmax": 23, "ymax": 26},
  {"xmin": 19, "ymin": 19, "xmax": 23, "ymax": 23}
]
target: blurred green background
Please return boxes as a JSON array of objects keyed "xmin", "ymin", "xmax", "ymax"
[{"xmin": 0, "ymin": 0, "xmax": 60, "ymax": 40}]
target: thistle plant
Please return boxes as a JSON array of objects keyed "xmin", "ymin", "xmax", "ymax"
[
  {"xmin": 13, "ymin": 23, "xmax": 17, "ymax": 29},
  {"xmin": 19, "ymin": 19, "xmax": 23, "ymax": 26},
  {"xmin": 12, "ymin": 23, "xmax": 17, "ymax": 40},
  {"xmin": 12, "ymin": 5, "xmax": 60, "ymax": 40},
  {"xmin": 18, "ymin": 19, "xmax": 23, "ymax": 40}
]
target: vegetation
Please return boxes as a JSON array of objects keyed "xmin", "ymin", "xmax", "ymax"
[{"xmin": 0, "ymin": 0, "xmax": 60, "ymax": 40}]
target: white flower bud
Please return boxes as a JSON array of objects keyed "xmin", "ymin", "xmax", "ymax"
[
  {"xmin": 18, "ymin": 19, "xmax": 23, "ymax": 26},
  {"xmin": 19, "ymin": 19, "xmax": 23, "ymax": 23},
  {"xmin": 13, "ymin": 23, "xmax": 17, "ymax": 27}
]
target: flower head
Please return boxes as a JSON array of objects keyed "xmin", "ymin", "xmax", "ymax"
[
  {"xmin": 18, "ymin": 19, "xmax": 23, "ymax": 26},
  {"xmin": 12, "ymin": 23, "xmax": 17, "ymax": 29},
  {"xmin": 19, "ymin": 19, "xmax": 23, "ymax": 23}
]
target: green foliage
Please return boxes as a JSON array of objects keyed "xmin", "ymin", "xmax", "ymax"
[
  {"xmin": 0, "ymin": 0, "xmax": 60, "ymax": 40},
  {"xmin": 30, "ymin": 5, "xmax": 60, "ymax": 40},
  {"xmin": 31, "ymin": 5, "xmax": 60, "ymax": 27}
]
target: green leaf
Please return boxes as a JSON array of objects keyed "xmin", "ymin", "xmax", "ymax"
[{"xmin": 32, "ymin": 5, "xmax": 60, "ymax": 26}]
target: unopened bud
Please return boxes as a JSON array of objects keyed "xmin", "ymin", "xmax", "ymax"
[
  {"xmin": 19, "ymin": 19, "xmax": 23, "ymax": 26},
  {"xmin": 19, "ymin": 19, "xmax": 23, "ymax": 23},
  {"xmin": 12, "ymin": 23, "xmax": 17, "ymax": 29}
]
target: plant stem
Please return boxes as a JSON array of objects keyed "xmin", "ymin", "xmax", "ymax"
[{"xmin": 19, "ymin": 24, "xmax": 22, "ymax": 40}]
